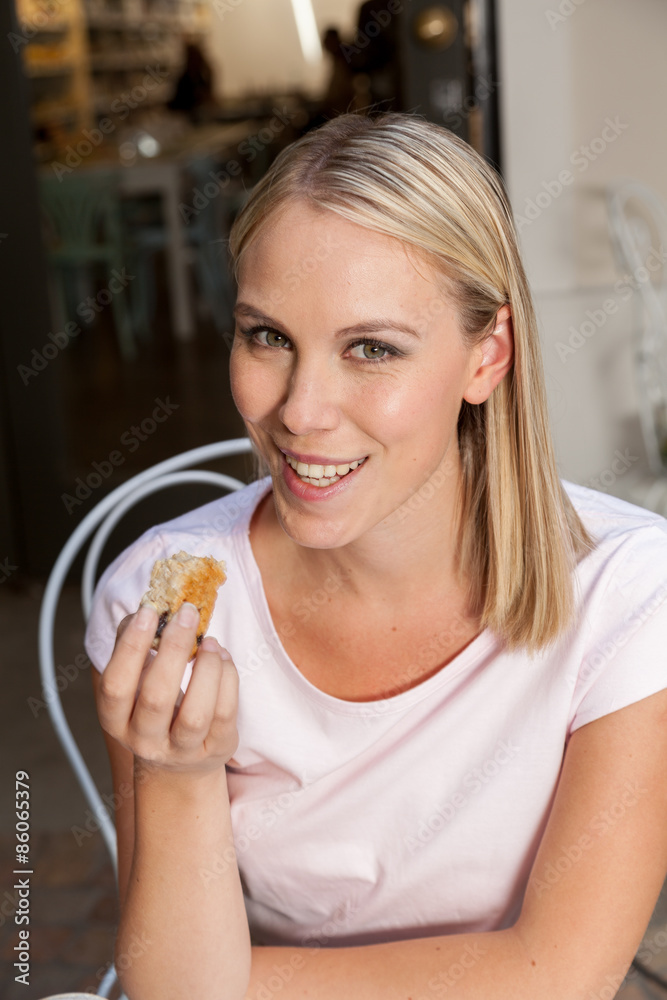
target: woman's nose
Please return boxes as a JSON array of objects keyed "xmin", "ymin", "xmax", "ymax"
[{"xmin": 278, "ymin": 362, "xmax": 341, "ymax": 436}]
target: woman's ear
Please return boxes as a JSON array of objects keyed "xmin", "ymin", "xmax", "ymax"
[{"xmin": 463, "ymin": 304, "xmax": 514, "ymax": 405}]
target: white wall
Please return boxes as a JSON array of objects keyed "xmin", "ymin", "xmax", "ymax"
[
  {"xmin": 497, "ymin": 0, "xmax": 667, "ymax": 500},
  {"xmin": 205, "ymin": 0, "xmax": 360, "ymax": 100}
]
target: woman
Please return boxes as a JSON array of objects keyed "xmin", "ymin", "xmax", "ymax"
[{"xmin": 88, "ymin": 113, "xmax": 667, "ymax": 1000}]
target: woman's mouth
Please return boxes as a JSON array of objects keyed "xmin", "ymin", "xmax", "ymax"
[{"xmin": 283, "ymin": 453, "xmax": 367, "ymax": 487}]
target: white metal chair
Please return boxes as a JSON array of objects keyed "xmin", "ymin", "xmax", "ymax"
[
  {"xmin": 38, "ymin": 438, "xmax": 253, "ymax": 999},
  {"xmin": 607, "ymin": 180, "xmax": 667, "ymax": 477}
]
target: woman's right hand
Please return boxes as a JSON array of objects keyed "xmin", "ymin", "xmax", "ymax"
[{"xmin": 97, "ymin": 602, "xmax": 239, "ymax": 775}]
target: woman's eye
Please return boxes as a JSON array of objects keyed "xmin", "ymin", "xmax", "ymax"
[
  {"xmin": 348, "ymin": 340, "xmax": 396, "ymax": 362},
  {"xmin": 238, "ymin": 326, "xmax": 291, "ymax": 349},
  {"xmin": 259, "ymin": 329, "xmax": 289, "ymax": 349}
]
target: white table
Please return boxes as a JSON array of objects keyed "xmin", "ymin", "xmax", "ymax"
[{"xmin": 117, "ymin": 121, "xmax": 254, "ymax": 341}]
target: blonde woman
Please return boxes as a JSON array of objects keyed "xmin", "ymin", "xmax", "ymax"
[{"xmin": 88, "ymin": 113, "xmax": 667, "ymax": 1000}]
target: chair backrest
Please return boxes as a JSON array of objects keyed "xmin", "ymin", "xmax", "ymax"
[
  {"xmin": 607, "ymin": 180, "xmax": 667, "ymax": 475},
  {"xmin": 39, "ymin": 168, "xmax": 125, "ymax": 259},
  {"xmin": 38, "ymin": 438, "xmax": 253, "ymax": 998}
]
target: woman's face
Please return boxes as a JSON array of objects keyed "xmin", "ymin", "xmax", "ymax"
[{"xmin": 230, "ymin": 200, "xmax": 492, "ymax": 550}]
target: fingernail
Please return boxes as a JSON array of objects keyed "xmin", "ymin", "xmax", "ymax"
[
  {"xmin": 177, "ymin": 602, "xmax": 199, "ymax": 627},
  {"xmin": 136, "ymin": 604, "xmax": 158, "ymax": 630},
  {"xmin": 200, "ymin": 636, "xmax": 220, "ymax": 654}
]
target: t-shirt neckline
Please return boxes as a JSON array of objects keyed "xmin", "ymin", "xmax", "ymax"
[{"xmin": 236, "ymin": 476, "xmax": 497, "ymax": 716}]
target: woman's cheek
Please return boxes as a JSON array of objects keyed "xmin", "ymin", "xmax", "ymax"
[{"xmin": 230, "ymin": 350, "xmax": 283, "ymax": 423}]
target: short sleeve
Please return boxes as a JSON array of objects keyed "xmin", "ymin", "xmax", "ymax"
[
  {"xmin": 569, "ymin": 522, "xmax": 667, "ymax": 732},
  {"xmin": 84, "ymin": 527, "xmax": 167, "ymax": 674}
]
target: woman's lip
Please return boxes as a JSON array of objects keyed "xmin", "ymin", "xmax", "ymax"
[
  {"xmin": 281, "ymin": 453, "xmax": 365, "ymax": 500},
  {"xmin": 279, "ymin": 447, "xmax": 368, "ymax": 466}
]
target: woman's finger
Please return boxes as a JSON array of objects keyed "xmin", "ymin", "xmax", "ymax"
[
  {"xmin": 131, "ymin": 602, "xmax": 200, "ymax": 742},
  {"xmin": 206, "ymin": 642, "xmax": 240, "ymax": 753},
  {"xmin": 98, "ymin": 604, "xmax": 159, "ymax": 735},
  {"xmin": 169, "ymin": 637, "xmax": 228, "ymax": 751}
]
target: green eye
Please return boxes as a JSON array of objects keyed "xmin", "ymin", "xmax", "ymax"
[
  {"xmin": 348, "ymin": 339, "xmax": 397, "ymax": 362},
  {"xmin": 361, "ymin": 343, "xmax": 387, "ymax": 359},
  {"xmin": 264, "ymin": 330, "xmax": 288, "ymax": 348}
]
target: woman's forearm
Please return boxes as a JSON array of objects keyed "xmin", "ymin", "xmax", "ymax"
[
  {"xmin": 116, "ymin": 762, "xmax": 251, "ymax": 1000},
  {"xmin": 243, "ymin": 929, "xmax": 545, "ymax": 1000}
]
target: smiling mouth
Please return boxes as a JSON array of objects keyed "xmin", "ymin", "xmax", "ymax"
[{"xmin": 283, "ymin": 453, "xmax": 367, "ymax": 487}]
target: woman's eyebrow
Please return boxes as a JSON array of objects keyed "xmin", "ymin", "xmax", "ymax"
[
  {"xmin": 233, "ymin": 303, "xmax": 422, "ymax": 339},
  {"xmin": 336, "ymin": 318, "xmax": 422, "ymax": 340}
]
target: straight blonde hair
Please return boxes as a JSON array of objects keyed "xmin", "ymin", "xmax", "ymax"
[{"xmin": 228, "ymin": 112, "xmax": 596, "ymax": 653}]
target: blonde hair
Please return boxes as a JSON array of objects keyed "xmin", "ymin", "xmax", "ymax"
[{"xmin": 228, "ymin": 112, "xmax": 596, "ymax": 653}]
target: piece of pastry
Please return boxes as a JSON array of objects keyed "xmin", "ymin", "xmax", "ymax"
[{"xmin": 140, "ymin": 550, "xmax": 227, "ymax": 660}]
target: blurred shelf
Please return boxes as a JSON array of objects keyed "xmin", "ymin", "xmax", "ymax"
[
  {"xmin": 89, "ymin": 49, "xmax": 177, "ymax": 70},
  {"xmin": 20, "ymin": 21, "xmax": 70, "ymax": 33},
  {"xmin": 92, "ymin": 87, "xmax": 170, "ymax": 113},
  {"xmin": 25, "ymin": 61, "xmax": 75, "ymax": 77},
  {"xmin": 31, "ymin": 101, "xmax": 80, "ymax": 124},
  {"xmin": 19, "ymin": 0, "xmax": 210, "ymax": 149}
]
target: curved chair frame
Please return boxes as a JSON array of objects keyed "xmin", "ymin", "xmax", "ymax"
[
  {"xmin": 38, "ymin": 438, "xmax": 252, "ymax": 997},
  {"xmin": 607, "ymin": 180, "xmax": 667, "ymax": 475}
]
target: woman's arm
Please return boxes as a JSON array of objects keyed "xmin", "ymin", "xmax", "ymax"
[
  {"xmin": 92, "ymin": 605, "xmax": 252, "ymax": 1000},
  {"xmin": 242, "ymin": 686, "xmax": 667, "ymax": 1000}
]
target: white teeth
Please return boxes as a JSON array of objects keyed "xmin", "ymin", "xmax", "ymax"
[{"xmin": 284, "ymin": 453, "xmax": 365, "ymax": 486}]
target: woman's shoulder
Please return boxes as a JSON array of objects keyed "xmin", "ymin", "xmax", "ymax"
[
  {"xmin": 84, "ymin": 477, "xmax": 272, "ymax": 669},
  {"xmin": 558, "ymin": 481, "xmax": 667, "ymax": 734},
  {"xmin": 563, "ymin": 478, "xmax": 667, "ymax": 565},
  {"xmin": 143, "ymin": 476, "xmax": 272, "ymax": 552},
  {"xmin": 562, "ymin": 478, "xmax": 667, "ymax": 633}
]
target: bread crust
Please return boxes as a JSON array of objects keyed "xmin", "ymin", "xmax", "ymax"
[{"xmin": 140, "ymin": 550, "xmax": 227, "ymax": 659}]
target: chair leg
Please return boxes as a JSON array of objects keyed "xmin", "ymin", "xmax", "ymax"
[
  {"xmin": 197, "ymin": 242, "xmax": 235, "ymax": 334},
  {"xmin": 109, "ymin": 272, "xmax": 136, "ymax": 361},
  {"xmin": 129, "ymin": 252, "xmax": 155, "ymax": 344}
]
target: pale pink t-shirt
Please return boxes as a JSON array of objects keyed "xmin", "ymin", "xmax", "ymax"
[{"xmin": 85, "ymin": 477, "xmax": 667, "ymax": 947}]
